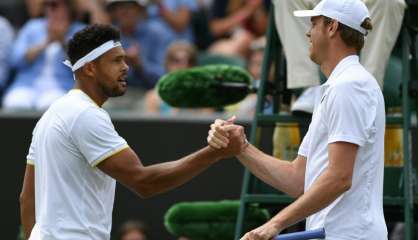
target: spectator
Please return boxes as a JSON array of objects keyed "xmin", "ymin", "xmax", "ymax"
[
  {"xmin": 0, "ymin": 16, "xmax": 14, "ymax": 102},
  {"xmin": 144, "ymin": 41, "xmax": 198, "ymax": 115},
  {"xmin": 208, "ymin": 0, "xmax": 269, "ymax": 57},
  {"xmin": 23, "ymin": 0, "xmax": 110, "ymax": 25},
  {"xmin": 118, "ymin": 220, "xmax": 149, "ymax": 240},
  {"xmin": 147, "ymin": 0, "xmax": 197, "ymax": 42},
  {"xmin": 104, "ymin": 0, "xmax": 167, "ymax": 111},
  {"xmin": 2, "ymin": 0, "xmax": 85, "ymax": 111},
  {"xmin": 272, "ymin": 0, "xmax": 406, "ymax": 113},
  {"xmin": 107, "ymin": 0, "xmax": 165, "ymax": 86}
]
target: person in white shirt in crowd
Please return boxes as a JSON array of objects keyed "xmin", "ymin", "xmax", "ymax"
[
  {"xmin": 19, "ymin": 24, "xmax": 245, "ymax": 240},
  {"xmin": 208, "ymin": 0, "xmax": 387, "ymax": 239},
  {"xmin": 2, "ymin": 0, "xmax": 84, "ymax": 111},
  {"xmin": 273, "ymin": 0, "xmax": 405, "ymax": 113}
]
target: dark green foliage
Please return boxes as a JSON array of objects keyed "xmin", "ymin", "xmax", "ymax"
[
  {"xmin": 164, "ymin": 200, "xmax": 270, "ymax": 240},
  {"xmin": 157, "ymin": 65, "xmax": 252, "ymax": 108}
]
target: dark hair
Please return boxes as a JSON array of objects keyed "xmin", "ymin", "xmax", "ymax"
[
  {"xmin": 67, "ymin": 24, "xmax": 121, "ymax": 65},
  {"xmin": 323, "ymin": 16, "xmax": 373, "ymax": 53},
  {"xmin": 118, "ymin": 220, "xmax": 149, "ymax": 240}
]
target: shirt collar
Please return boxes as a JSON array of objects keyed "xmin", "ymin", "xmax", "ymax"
[
  {"xmin": 325, "ymin": 55, "xmax": 360, "ymax": 86},
  {"xmin": 69, "ymin": 89, "xmax": 100, "ymax": 108}
]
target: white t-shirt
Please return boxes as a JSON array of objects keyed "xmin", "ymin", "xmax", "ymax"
[
  {"xmin": 27, "ymin": 89, "xmax": 128, "ymax": 240},
  {"xmin": 298, "ymin": 55, "xmax": 387, "ymax": 240}
]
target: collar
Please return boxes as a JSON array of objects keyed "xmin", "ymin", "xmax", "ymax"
[
  {"xmin": 325, "ymin": 55, "xmax": 360, "ymax": 86},
  {"xmin": 69, "ymin": 89, "xmax": 100, "ymax": 108}
]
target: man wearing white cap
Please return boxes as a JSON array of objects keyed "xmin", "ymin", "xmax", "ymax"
[
  {"xmin": 19, "ymin": 24, "xmax": 246, "ymax": 240},
  {"xmin": 207, "ymin": 0, "xmax": 387, "ymax": 239},
  {"xmin": 274, "ymin": 0, "xmax": 405, "ymax": 113}
]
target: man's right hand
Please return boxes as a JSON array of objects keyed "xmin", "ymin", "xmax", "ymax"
[{"xmin": 207, "ymin": 117, "xmax": 248, "ymax": 158}]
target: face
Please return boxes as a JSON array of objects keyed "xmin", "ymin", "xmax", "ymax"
[
  {"xmin": 166, "ymin": 50, "xmax": 192, "ymax": 72},
  {"xmin": 306, "ymin": 16, "xmax": 330, "ymax": 65},
  {"xmin": 112, "ymin": 3, "xmax": 144, "ymax": 31},
  {"xmin": 94, "ymin": 46, "xmax": 129, "ymax": 97},
  {"xmin": 44, "ymin": 0, "xmax": 70, "ymax": 21},
  {"xmin": 121, "ymin": 230, "xmax": 146, "ymax": 240}
]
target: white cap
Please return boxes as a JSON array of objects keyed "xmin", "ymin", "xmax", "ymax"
[{"xmin": 294, "ymin": 0, "xmax": 370, "ymax": 35}]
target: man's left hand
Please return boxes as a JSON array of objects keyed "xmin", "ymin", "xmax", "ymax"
[{"xmin": 240, "ymin": 221, "xmax": 281, "ymax": 240}]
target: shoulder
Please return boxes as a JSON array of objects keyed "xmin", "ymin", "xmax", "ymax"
[
  {"xmin": 0, "ymin": 16, "xmax": 12, "ymax": 31},
  {"xmin": 52, "ymin": 92, "xmax": 106, "ymax": 127},
  {"xmin": 330, "ymin": 65, "xmax": 378, "ymax": 94},
  {"xmin": 76, "ymin": 106, "xmax": 110, "ymax": 123},
  {"xmin": 325, "ymin": 68, "xmax": 381, "ymax": 111},
  {"xmin": 344, "ymin": 64, "xmax": 377, "ymax": 86},
  {"xmin": 21, "ymin": 18, "xmax": 47, "ymax": 31}
]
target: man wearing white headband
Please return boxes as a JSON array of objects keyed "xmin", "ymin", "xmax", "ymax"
[
  {"xmin": 19, "ymin": 24, "xmax": 246, "ymax": 240},
  {"xmin": 208, "ymin": 0, "xmax": 387, "ymax": 239}
]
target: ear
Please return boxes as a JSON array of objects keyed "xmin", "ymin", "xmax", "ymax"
[
  {"xmin": 328, "ymin": 20, "xmax": 339, "ymax": 38},
  {"xmin": 82, "ymin": 62, "xmax": 96, "ymax": 78}
]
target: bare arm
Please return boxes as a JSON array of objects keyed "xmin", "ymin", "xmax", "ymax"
[
  {"xmin": 237, "ymin": 145, "xmax": 306, "ymax": 198},
  {"xmin": 207, "ymin": 119, "xmax": 305, "ymax": 197},
  {"xmin": 20, "ymin": 164, "xmax": 35, "ymax": 240},
  {"xmin": 209, "ymin": 7, "xmax": 251, "ymax": 37},
  {"xmin": 25, "ymin": 42, "xmax": 48, "ymax": 63},
  {"xmin": 209, "ymin": 0, "xmax": 262, "ymax": 37},
  {"xmin": 98, "ymin": 131, "xmax": 244, "ymax": 198},
  {"xmin": 241, "ymin": 142, "xmax": 358, "ymax": 239}
]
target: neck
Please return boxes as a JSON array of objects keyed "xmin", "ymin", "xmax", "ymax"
[
  {"xmin": 320, "ymin": 47, "xmax": 357, "ymax": 78},
  {"xmin": 74, "ymin": 76, "xmax": 108, "ymax": 107}
]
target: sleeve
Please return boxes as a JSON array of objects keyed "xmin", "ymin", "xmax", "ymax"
[
  {"xmin": 71, "ymin": 108, "xmax": 129, "ymax": 167},
  {"xmin": 26, "ymin": 141, "xmax": 35, "ymax": 165},
  {"xmin": 26, "ymin": 124, "xmax": 38, "ymax": 165},
  {"xmin": 324, "ymin": 83, "xmax": 378, "ymax": 147},
  {"xmin": 10, "ymin": 20, "xmax": 38, "ymax": 69},
  {"xmin": 298, "ymin": 125, "xmax": 312, "ymax": 157}
]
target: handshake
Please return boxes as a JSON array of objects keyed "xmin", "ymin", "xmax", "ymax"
[{"xmin": 207, "ymin": 116, "xmax": 250, "ymax": 158}]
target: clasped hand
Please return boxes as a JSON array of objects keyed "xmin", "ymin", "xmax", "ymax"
[{"xmin": 207, "ymin": 116, "xmax": 249, "ymax": 158}]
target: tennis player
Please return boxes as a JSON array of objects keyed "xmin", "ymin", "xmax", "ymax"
[
  {"xmin": 19, "ymin": 24, "xmax": 246, "ymax": 240},
  {"xmin": 208, "ymin": 0, "xmax": 387, "ymax": 239}
]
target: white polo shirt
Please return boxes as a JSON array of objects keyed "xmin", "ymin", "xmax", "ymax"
[
  {"xmin": 298, "ymin": 55, "xmax": 387, "ymax": 239},
  {"xmin": 27, "ymin": 89, "xmax": 128, "ymax": 240}
]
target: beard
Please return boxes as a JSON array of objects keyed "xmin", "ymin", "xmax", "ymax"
[{"xmin": 100, "ymin": 82, "xmax": 126, "ymax": 98}]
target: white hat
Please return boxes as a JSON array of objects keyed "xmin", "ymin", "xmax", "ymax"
[{"xmin": 294, "ymin": 0, "xmax": 370, "ymax": 35}]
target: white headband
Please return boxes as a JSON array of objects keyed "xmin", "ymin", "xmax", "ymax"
[{"xmin": 64, "ymin": 40, "xmax": 122, "ymax": 72}]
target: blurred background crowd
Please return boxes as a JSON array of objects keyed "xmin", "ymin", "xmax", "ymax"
[
  {"xmin": 0, "ymin": 0, "xmax": 270, "ymax": 117},
  {"xmin": 1, "ymin": 0, "xmax": 415, "ymax": 239}
]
